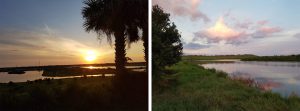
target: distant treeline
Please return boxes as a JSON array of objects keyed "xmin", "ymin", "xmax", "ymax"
[
  {"xmin": 43, "ymin": 67, "xmax": 116, "ymax": 77},
  {"xmin": 182, "ymin": 54, "xmax": 256, "ymax": 60},
  {"xmin": 241, "ymin": 54, "xmax": 300, "ymax": 61}
]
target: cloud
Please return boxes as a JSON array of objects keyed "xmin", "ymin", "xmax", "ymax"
[
  {"xmin": 0, "ymin": 27, "xmax": 96, "ymax": 58},
  {"xmin": 183, "ymin": 42, "xmax": 210, "ymax": 50},
  {"xmin": 257, "ymin": 20, "xmax": 269, "ymax": 25},
  {"xmin": 193, "ymin": 16, "xmax": 282, "ymax": 45},
  {"xmin": 293, "ymin": 32, "xmax": 300, "ymax": 38},
  {"xmin": 153, "ymin": 0, "xmax": 210, "ymax": 22},
  {"xmin": 235, "ymin": 21, "xmax": 253, "ymax": 29},
  {"xmin": 193, "ymin": 17, "xmax": 248, "ymax": 44},
  {"xmin": 252, "ymin": 26, "xmax": 281, "ymax": 38},
  {"xmin": 44, "ymin": 24, "xmax": 55, "ymax": 36},
  {"xmin": 259, "ymin": 27, "xmax": 281, "ymax": 33}
]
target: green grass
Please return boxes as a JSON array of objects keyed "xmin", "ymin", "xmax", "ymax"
[
  {"xmin": 153, "ymin": 62, "xmax": 300, "ymax": 111},
  {"xmin": 241, "ymin": 55, "xmax": 300, "ymax": 61},
  {"xmin": 0, "ymin": 72, "xmax": 148, "ymax": 111}
]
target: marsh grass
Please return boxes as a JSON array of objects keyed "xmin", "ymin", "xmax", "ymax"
[
  {"xmin": 0, "ymin": 72, "xmax": 147, "ymax": 111},
  {"xmin": 153, "ymin": 62, "xmax": 300, "ymax": 111}
]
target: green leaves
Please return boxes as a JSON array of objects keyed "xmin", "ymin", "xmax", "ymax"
[{"xmin": 152, "ymin": 5, "xmax": 183, "ymax": 75}]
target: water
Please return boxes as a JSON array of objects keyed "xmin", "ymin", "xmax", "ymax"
[
  {"xmin": 0, "ymin": 71, "xmax": 114, "ymax": 83},
  {"xmin": 202, "ymin": 61, "xmax": 300, "ymax": 97},
  {"xmin": 81, "ymin": 66, "xmax": 146, "ymax": 69},
  {"xmin": 0, "ymin": 65, "xmax": 145, "ymax": 83}
]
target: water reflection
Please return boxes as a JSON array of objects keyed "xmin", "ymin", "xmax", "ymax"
[
  {"xmin": 0, "ymin": 71, "xmax": 115, "ymax": 83},
  {"xmin": 85, "ymin": 66, "xmax": 97, "ymax": 69},
  {"xmin": 82, "ymin": 66, "xmax": 110, "ymax": 69},
  {"xmin": 202, "ymin": 61, "xmax": 300, "ymax": 97},
  {"xmin": 82, "ymin": 66, "xmax": 146, "ymax": 71}
]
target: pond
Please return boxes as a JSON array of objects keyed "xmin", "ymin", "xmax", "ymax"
[{"xmin": 202, "ymin": 60, "xmax": 300, "ymax": 97}]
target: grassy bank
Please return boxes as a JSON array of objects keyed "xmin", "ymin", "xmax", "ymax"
[
  {"xmin": 0, "ymin": 72, "xmax": 148, "ymax": 111},
  {"xmin": 241, "ymin": 55, "xmax": 300, "ymax": 61},
  {"xmin": 153, "ymin": 62, "xmax": 300, "ymax": 111}
]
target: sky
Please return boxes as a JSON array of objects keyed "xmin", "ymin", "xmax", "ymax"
[
  {"xmin": 153, "ymin": 0, "xmax": 300, "ymax": 56},
  {"xmin": 0, "ymin": 0, "xmax": 144, "ymax": 67}
]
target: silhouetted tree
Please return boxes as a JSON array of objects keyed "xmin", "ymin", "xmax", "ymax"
[
  {"xmin": 133, "ymin": 0, "xmax": 148, "ymax": 68},
  {"xmin": 119, "ymin": 0, "xmax": 148, "ymax": 70},
  {"xmin": 152, "ymin": 5, "xmax": 182, "ymax": 76},
  {"xmin": 82, "ymin": 0, "xmax": 147, "ymax": 74}
]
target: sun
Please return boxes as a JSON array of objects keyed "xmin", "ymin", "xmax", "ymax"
[{"xmin": 84, "ymin": 50, "xmax": 97, "ymax": 62}]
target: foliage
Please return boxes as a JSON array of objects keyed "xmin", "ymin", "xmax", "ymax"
[
  {"xmin": 153, "ymin": 62, "xmax": 300, "ymax": 111},
  {"xmin": 152, "ymin": 5, "xmax": 183, "ymax": 76}
]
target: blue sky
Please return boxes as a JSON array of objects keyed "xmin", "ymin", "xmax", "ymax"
[
  {"xmin": 153, "ymin": 0, "xmax": 300, "ymax": 55},
  {"xmin": 0, "ymin": 0, "xmax": 144, "ymax": 67}
]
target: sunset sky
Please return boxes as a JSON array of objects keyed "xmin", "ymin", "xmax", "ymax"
[
  {"xmin": 153, "ymin": 0, "xmax": 300, "ymax": 56},
  {"xmin": 0, "ymin": 0, "xmax": 144, "ymax": 67}
]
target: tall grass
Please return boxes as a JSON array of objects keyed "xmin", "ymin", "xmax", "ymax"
[
  {"xmin": 0, "ymin": 72, "xmax": 148, "ymax": 111},
  {"xmin": 153, "ymin": 62, "xmax": 300, "ymax": 111}
]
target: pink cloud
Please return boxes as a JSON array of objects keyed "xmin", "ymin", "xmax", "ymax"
[
  {"xmin": 257, "ymin": 20, "xmax": 269, "ymax": 25},
  {"xmin": 252, "ymin": 27, "xmax": 281, "ymax": 38},
  {"xmin": 194, "ymin": 17, "xmax": 247, "ymax": 44},
  {"xmin": 153, "ymin": 0, "xmax": 210, "ymax": 22},
  {"xmin": 193, "ymin": 16, "xmax": 282, "ymax": 45},
  {"xmin": 259, "ymin": 27, "xmax": 281, "ymax": 33}
]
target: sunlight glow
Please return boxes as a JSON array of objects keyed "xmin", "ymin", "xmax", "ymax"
[
  {"xmin": 86, "ymin": 66, "xmax": 96, "ymax": 69},
  {"xmin": 84, "ymin": 50, "xmax": 97, "ymax": 62}
]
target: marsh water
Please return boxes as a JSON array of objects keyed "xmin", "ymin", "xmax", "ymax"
[
  {"xmin": 0, "ymin": 71, "xmax": 115, "ymax": 83},
  {"xmin": 0, "ymin": 66, "xmax": 144, "ymax": 83},
  {"xmin": 202, "ymin": 60, "xmax": 300, "ymax": 97}
]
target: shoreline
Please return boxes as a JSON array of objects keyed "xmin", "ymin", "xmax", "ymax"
[{"xmin": 153, "ymin": 61, "xmax": 300, "ymax": 110}]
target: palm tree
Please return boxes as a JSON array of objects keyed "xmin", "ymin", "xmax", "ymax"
[
  {"xmin": 82, "ymin": 0, "xmax": 138, "ymax": 74},
  {"xmin": 123, "ymin": 0, "xmax": 148, "ymax": 68},
  {"xmin": 133, "ymin": 0, "xmax": 148, "ymax": 67}
]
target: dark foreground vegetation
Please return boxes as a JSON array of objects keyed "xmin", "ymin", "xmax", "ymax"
[
  {"xmin": 42, "ymin": 67, "xmax": 145, "ymax": 77},
  {"xmin": 42, "ymin": 67, "xmax": 115, "ymax": 77},
  {"xmin": 153, "ymin": 62, "xmax": 300, "ymax": 111},
  {"xmin": 241, "ymin": 54, "xmax": 300, "ymax": 61},
  {"xmin": 0, "ymin": 72, "xmax": 147, "ymax": 111}
]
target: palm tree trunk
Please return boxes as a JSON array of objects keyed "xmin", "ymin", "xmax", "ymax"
[
  {"xmin": 115, "ymin": 30, "xmax": 126, "ymax": 75},
  {"xmin": 143, "ymin": 26, "xmax": 148, "ymax": 71}
]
